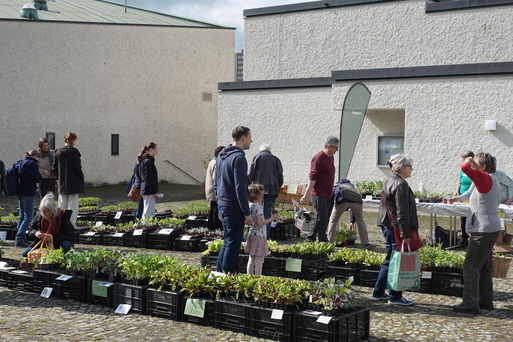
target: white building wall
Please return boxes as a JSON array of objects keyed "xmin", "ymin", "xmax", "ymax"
[
  {"xmin": 336, "ymin": 76, "xmax": 513, "ymax": 194},
  {"xmin": 218, "ymin": 88, "xmax": 336, "ymax": 186},
  {"xmin": 219, "ymin": 75, "xmax": 513, "ymax": 194},
  {"xmin": 244, "ymin": 1, "xmax": 513, "ymax": 80},
  {"xmin": 0, "ymin": 21, "xmax": 234, "ymax": 185}
]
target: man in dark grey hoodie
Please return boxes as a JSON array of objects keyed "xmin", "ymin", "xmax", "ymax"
[{"xmin": 214, "ymin": 126, "xmax": 253, "ymax": 273}]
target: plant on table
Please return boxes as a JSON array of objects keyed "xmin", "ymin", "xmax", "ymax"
[
  {"xmin": 310, "ymin": 277, "xmax": 357, "ymax": 312},
  {"xmin": 335, "ymin": 223, "xmax": 358, "ymax": 246},
  {"xmin": 201, "ymin": 239, "xmax": 224, "ymax": 256},
  {"xmin": 0, "ymin": 213, "xmax": 19, "ymax": 225},
  {"xmin": 78, "ymin": 197, "xmax": 101, "ymax": 207},
  {"xmin": 117, "ymin": 201, "xmax": 137, "ymax": 212},
  {"xmin": 99, "ymin": 205, "xmax": 119, "ymax": 214},
  {"xmin": 158, "ymin": 217, "xmax": 186, "ymax": 229}
]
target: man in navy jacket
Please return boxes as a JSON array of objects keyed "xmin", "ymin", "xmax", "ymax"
[{"xmin": 215, "ymin": 126, "xmax": 253, "ymax": 273}]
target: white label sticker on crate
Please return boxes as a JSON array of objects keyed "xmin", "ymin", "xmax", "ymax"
[
  {"xmin": 114, "ymin": 211, "xmax": 123, "ymax": 220},
  {"xmin": 40, "ymin": 287, "xmax": 53, "ymax": 298},
  {"xmin": 317, "ymin": 315, "xmax": 332, "ymax": 324},
  {"xmin": 422, "ymin": 271, "xmax": 432, "ymax": 279},
  {"xmin": 133, "ymin": 229, "xmax": 143, "ymax": 236},
  {"xmin": 271, "ymin": 309, "xmax": 284, "ymax": 320},
  {"xmin": 95, "ymin": 221, "xmax": 103, "ymax": 227},
  {"xmin": 181, "ymin": 235, "xmax": 192, "ymax": 240},
  {"xmin": 113, "ymin": 233, "xmax": 124, "ymax": 237},
  {"xmin": 187, "ymin": 216, "xmax": 197, "ymax": 220},
  {"xmin": 85, "ymin": 232, "xmax": 96, "ymax": 236},
  {"xmin": 115, "ymin": 304, "xmax": 131, "ymax": 315},
  {"xmin": 159, "ymin": 229, "xmax": 174, "ymax": 235},
  {"xmin": 55, "ymin": 275, "xmax": 73, "ymax": 281}
]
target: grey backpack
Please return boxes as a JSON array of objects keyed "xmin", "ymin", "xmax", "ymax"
[{"xmin": 338, "ymin": 183, "xmax": 362, "ymax": 202}]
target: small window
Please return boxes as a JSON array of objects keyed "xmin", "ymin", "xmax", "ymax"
[
  {"xmin": 202, "ymin": 92, "xmax": 213, "ymax": 102},
  {"xmin": 377, "ymin": 135, "xmax": 404, "ymax": 167},
  {"xmin": 111, "ymin": 134, "xmax": 119, "ymax": 156},
  {"xmin": 46, "ymin": 132, "xmax": 55, "ymax": 150}
]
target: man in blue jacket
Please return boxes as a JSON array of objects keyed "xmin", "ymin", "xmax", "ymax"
[{"xmin": 215, "ymin": 126, "xmax": 253, "ymax": 273}]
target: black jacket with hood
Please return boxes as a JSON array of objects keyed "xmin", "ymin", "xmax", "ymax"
[{"xmin": 52, "ymin": 146, "xmax": 84, "ymax": 195}]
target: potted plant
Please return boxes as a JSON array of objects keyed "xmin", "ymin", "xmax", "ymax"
[{"xmin": 40, "ymin": 248, "xmax": 65, "ymax": 270}]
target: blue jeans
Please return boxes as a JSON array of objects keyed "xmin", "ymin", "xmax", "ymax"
[
  {"xmin": 134, "ymin": 199, "xmax": 144, "ymax": 220},
  {"xmin": 216, "ymin": 205, "xmax": 245, "ymax": 273},
  {"xmin": 373, "ymin": 226, "xmax": 402, "ymax": 300},
  {"xmin": 22, "ymin": 240, "xmax": 73, "ymax": 258},
  {"xmin": 263, "ymin": 194, "xmax": 277, "ymax": 238},
  {"xmin": 16, "ymin": 195, "xmax": 35, "ymax": 243}
]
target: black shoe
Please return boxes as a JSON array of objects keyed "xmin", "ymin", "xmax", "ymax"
[
  {"xmin": 305, "ymin": 238, "xmax": 315, "ymax": 243},
  {"xmin": 453, "ymin": 304, "xmax": 479, "ymax": 314},
  {"xmin": 480, "ymin": 306, "xmax": 494, "ymax": 310},
  {"xmin": 15, "ymin": 239, "xmax": 30, "ymax": 248}
]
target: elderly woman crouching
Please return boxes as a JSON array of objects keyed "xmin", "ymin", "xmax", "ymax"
[{"xmin": 21, "ymin": 194, "xmax": 75, "ymax": 258}]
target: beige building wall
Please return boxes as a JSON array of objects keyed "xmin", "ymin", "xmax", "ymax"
[{"xmin": 0, "ymin": 21, "xmax": 234, "ymax": 185}]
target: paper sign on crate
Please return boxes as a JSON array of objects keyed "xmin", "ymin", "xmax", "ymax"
[
  {"xmin": 115, "ymin": 304, "xmax": 131, "ymax": 315},
  {"xmin": 184, "ymin": 298, "xmax": 206, "ymax": 318}
]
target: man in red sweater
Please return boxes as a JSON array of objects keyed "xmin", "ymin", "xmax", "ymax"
[{"xmin": 300, "ymin": 136, "xmax": 339, "ymax": 242}]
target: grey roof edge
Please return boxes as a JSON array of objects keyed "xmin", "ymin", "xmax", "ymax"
[
  {"xmin": 0, "ymin": 17, "xmax": 235, "ymax": 29},
  {"xmin": 425, "ymin": 0, "xmax": 513, "ymax": 13},
  {"xmin": 332, "ymin": 62, "xmax": 513, "ymax": 81},
  {"xmin": 218, "ymin": 78, "xmax": 332, "ymax": 91},
  {"xmin": 98, "ymin": 0, "xmax": 235, "ymax": 29},
  {"xmin": 219, "ymin": 62, "xmax": 513, "ymax": 92},
  {"xmin": 243, "ymin": 0, "xmax": 401, "ymax": 17}
]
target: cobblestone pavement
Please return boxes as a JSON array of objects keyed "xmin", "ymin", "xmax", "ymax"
[{"xmin": 1, "ymin": 198, "xmax": 513, "ymax": 341}]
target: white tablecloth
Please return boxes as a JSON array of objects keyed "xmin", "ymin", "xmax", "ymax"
[{"xmin": 363, "ymin": 200, "xmax": 513, "ymax": 219}]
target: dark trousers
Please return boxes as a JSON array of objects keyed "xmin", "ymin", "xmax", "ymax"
[
  {"xmin": 207, "ymin": 201, "xmax": 222, "ymax": 230},
  {"xmin": 461, "ymin": 231, "xmax": 499, "ymax": 309},
  {"xmin": 38, "ymin": 178, "xmax": 55, "ymax": 199},
  {"xmin": 307, "ymin": 195, "xmax": 330, "ymax": 242}
]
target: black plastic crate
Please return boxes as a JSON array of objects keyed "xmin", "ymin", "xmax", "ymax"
[
  {"xmin": 295, "ymin": 307, "xmax": 370, "ymax": 342},
  {"xmin": 432, "ymin": 271, "xmax": 464, "ymax": 297},
  {"xmin": 174, "ymin": 236, "xmax": 203, "ymax": 252},
  {"xmin": 325, "ymin": 265, "xmax": 365, "ymax": 285},
  {"xmin": 112, "ymin": 212, "xmax": 135, "ymax": 224},
  {"xmin": 214, "ymin": 298, "xmax": 253, "ymax": 335},
  {"xmin": 201, "ymin": 255, "xmax": 218, "ymax": 269},
  {"xmin": 185, "ymin": 217, "xmax": 208, "ymax": 228},
  {"xmin": 358, "ymin": 269, "xmax": 379, "ymax": 288},
  {"xmin": 262, "ymin": 257, "xmax": 288, "ymax": 278},
  {"xmin": 148, "ymin": 232, "xmax": 181, "ymax": 250},
  {"xmin": 114, "ymin": 283, "xmax": 148, "ymax": 315},
  {"xmin": 7, "ymin": 270, "xmax": 34, "ymax": 292},
  {"xmin": 126, "ymin": 228, "xmax": 156, "ymax": 249},
  {"xmin": 250, "ymin": 306, "xmax": 294, "ymax": 342},
  {"xmin": 33, "ymin": 269, "xmax": 63, "ymax": 293},
  {"xmin": 270, "ymin": 223, "xmax": 287, "ymax": 241},
  {"xmin": 285, "ymin": 258, "xmax": 327, "ymax": 281},
  {"xmin": 93, "ymin": 213, "xmax": 113, "ymax": 225},
  {"xmin": 89, "ymin": 279, "xmax": 115, "ymax": 307},
  {"xmin": 102, "ymin": 233, "xmax": 128, "ymax": 247},
  {"xmin": 0, "ymin": 226, "xmax": 16, "ymax": 240},
  {"xmin": 53, "ymin": 275, "xmax": 89, "ymax": 302},
  {"xmin": 182, "ymin": 297, "xmax": 215, "ymax": 327},
  {"xmin": 78, "ymin": 233, "xmax": 104, "ymax": 245},
  {"xmin": 147, "ymin": 288, "xmax": 184, "ymax": 321},
  {"xmin": 0, "ymin": 259, "xmax": 19, "ymax": 287}
]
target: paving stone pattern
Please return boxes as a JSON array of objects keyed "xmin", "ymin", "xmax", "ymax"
[{"xmin": 1, "ymin": 200, "xmax": 513, "ymax": 341}]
